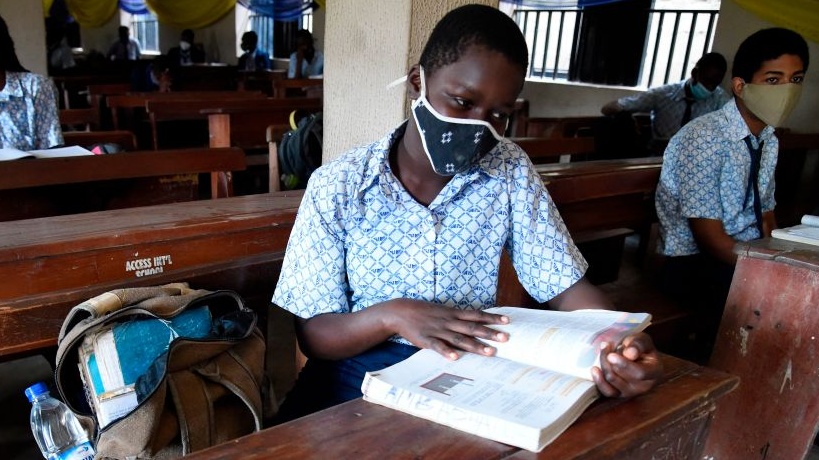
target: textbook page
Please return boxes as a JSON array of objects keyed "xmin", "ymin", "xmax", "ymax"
[
  {"xmin": 0, "ymin": 145, "xmax": 94, "ymax": 161},
  {"xmin": 0, "ymin": 148, "xmax": 32, "ymax": 161},
  {"xmin": 484, "ymin": 307, "xmax": 651, "ymax": 380},
  {"xmin": 361, "ymin": 349, "xmax": 598, "ymax": 452}
]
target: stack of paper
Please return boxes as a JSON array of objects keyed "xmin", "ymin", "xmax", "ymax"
[{"xmin": 772, "ymin": 215, "xmax": 819, "ymax": 247}]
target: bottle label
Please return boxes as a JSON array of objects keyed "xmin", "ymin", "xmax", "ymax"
[{"xmin": 49, "ymin": 442, "xmax": 95, "ymax": 460}]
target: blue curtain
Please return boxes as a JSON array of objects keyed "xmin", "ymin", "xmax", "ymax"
[
  {"xmin": 502, "ymin": 0, "xmax": 627, "ymax": 8},
  {"xmin": 237, "ymin": 0, "xmax": 315, "ymax": 21},
  {"xmin": 120, "ymin": 0, "xmax": 149, "ymax": 15}
]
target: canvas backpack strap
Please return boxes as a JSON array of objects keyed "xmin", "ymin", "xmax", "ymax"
[{"xmin": 167, "ymin": 369, "xmax": 214, "ymax": 454}]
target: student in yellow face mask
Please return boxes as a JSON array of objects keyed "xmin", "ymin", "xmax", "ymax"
[{"xmin": 655, "ymin": 27, "xmax": 809, "ymax": 364}]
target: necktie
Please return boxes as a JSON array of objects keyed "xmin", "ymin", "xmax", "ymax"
[{"xmin": 743, "ymin": 136, "xmax": 764, "ymax": 238}]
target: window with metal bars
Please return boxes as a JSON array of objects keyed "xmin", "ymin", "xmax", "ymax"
[
  {"xmin": 511, "ymin": 0, "xmax": 720, "ymax": 87},
  {"xmin": 247, "ymin": 11, "xmax": 313, "ymax": 59}
]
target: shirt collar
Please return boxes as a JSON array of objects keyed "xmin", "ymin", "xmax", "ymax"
[
  {"xmin": 721, "ymin": 98, "xmax": 775, "ymax": 143},
  {"xmin": 0, "ymin": 72, "xmax": 24, "ymax": 101},
  {"xmin": 670, "ymin": 80, "xmax": 690, "ymax": 102}
]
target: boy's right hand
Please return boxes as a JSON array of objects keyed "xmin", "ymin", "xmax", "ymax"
[{"xmin": 383, "ymin": 299, "xmax": 510, "ymax": 360}]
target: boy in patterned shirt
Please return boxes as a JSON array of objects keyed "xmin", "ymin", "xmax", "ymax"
[
  {"xmin": 656, "ymin": 28, "xmax": 809, "ymax": 363},
  {"xmin": 272, "ymin": 4, "xmax": 662, "ymax": 423}
]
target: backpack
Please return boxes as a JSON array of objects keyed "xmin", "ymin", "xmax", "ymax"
[
  {"xmin": 54, "ymin": 283, "xmax": 269, "ymax": 459},
  {"xmin": 278, "ymin": 111, "xmax": 323, "ymax": 190}
]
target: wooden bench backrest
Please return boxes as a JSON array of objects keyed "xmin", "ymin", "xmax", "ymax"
[
  {"xmin": 204, "ymin": 98, "xmax": 322, "ymax": 150},
  {"xmin": 59, "ymin": 108, "xmax": 100, "ymax": 131},
  {"xmin": 0, "ymin": 192, "xmax": 303, "ymax": 360},
  {"xmin": 512, "ymin": 137, "xmax": 596, "ymax": 163},
  {"xmin": 0, "ymin": 147, "xmax": 247, "ymax": 222},
  {"xmin": 62, "ymin": 130, "xmax": 138, "ymax": 151},
  {"xmin": 524, "ymin": 116, "xmax": 601, "ymax": 139}
]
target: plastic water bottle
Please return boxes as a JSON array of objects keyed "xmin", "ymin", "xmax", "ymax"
[{"xmin": 25, "ymin": 382, "xmax": 95, "ymax": 460}]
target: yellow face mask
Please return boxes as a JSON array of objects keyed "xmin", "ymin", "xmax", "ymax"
[{"xmin": 740, "ymin": 82, "xmax": 802, "ymax": 127}]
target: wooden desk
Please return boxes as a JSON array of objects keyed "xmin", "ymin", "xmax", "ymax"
[
  {"xmin": 0, "ymin": 192, "xmax": 302, "ymax": 362},
  {"xmin": 0, "ymin": 148, "xmax": 246, "ymax": 221},
  {"xmin": 183, "ymin": 354, "xmax": 738, "ymax": 460},
  {"xmin": 704, "ymin": 238, "xmax": 819, "ymax": 460},
  {"xmin": 513, "ymin": 136, "xmax": 596, "ymax": 164}
]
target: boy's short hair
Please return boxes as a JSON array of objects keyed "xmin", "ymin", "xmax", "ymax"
[
  {"xmin": 419, "ymin": 4, "xmax": 528, "ymax": 77},
  {"xmin": 695, "ymin": 52, "xmax": 727, "ymax": 74},
  {"xmin": 732, "ymin": 28, "xmax": 809, "ymax": 81}
]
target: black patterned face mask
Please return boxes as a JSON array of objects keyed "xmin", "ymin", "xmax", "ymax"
[{"xmin": 411, "ymin": 67, "xmax": 503, "ymax": 176}]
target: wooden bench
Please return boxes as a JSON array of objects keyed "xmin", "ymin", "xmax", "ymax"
[
  {"xmin": 523, "ymin": 115, "xmax": 601, "ymax": 139},
  {"xmin": 0, "ymin": 192, "xmax": 303, "ymax": 399},
  {"xmin": 272, "ymin": 78, "xmax": 323, "ymax": 99},
  {"xmin": 0, "ymin": 147, "xmax": 247, "ymax": 222},
  {"xmin": 512, "ymin": 136, "xmax": 597, "ymax": 164},
  {"xmin": 59, "ymin": 108, "xmax": 100, "ymax": 131},
  {"xmin": 203, "ymin": 98, "xmax": 323, "ymax": 193}
]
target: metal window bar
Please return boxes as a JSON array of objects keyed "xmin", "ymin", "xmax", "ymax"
[
  {"xmin": 513, "ymin": 8, "xmax": 718, "ymax": 87},
  {"xmin": 249, "ymin": 11, "xmax": 313, "ymax": 60},
  {"xmin": 131, "ymin": 14, "xmax": 158, "ymax": 52}
]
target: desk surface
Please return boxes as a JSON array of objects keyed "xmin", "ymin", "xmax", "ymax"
[{"xmin": 185, "ymin": 354, "xmax": 737, "ymax": 460}]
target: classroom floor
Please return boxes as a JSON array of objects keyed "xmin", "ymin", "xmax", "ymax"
[{"xmin": 3, "ymin": 235, "xmax": 819, "ymax": 458}]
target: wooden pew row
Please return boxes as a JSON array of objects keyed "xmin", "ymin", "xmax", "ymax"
[
  {"xmin": 204, "ymin": 98, "xmax": 322, "ymax": 193},
  {"xmin": 148, "ymin": 96, "xmax": 320, "ymax": 150},
  {"xmin": 0, "ymin": 147, "xmax": 246, "ymax": 222},
  {"xmin": 107, "ymin": 90, "xmax": 265, "ymax": 132},
  {"xmin": 272, "ymin": 78, "xmax": 323, "ymax": 99},
  {"xmin": 513, "ymin": 136, "xmax": 596, "ymax": 164},
  {"xmin": 59, "ymin": 108, "xmax": 100, "ymax": 131}
]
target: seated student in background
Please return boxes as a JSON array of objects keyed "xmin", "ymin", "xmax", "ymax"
[
  {"xmin": 655, "ymin": 28, "xmax": 809, "ymax": 363},
  {"xmin": 238, "ymin": 31, "xmax": 271, "ymax": 71},
  {"xmin": 601, "ymin": 52, "xmax": 730, "ymax": 149},
  {"xmin": 167, "ymin": 29, "xmax": 206, "ymax": 67},
  {"xmin": 272, "ymin": 4, "xmax": 662, "ymax": 423},
  {"xmin": 0, "ymin": 15, "xmax": 62, "ymax": 150},
  {"xmin": 108, "ymin": 26, "xmax": 141, "ymax": 61},
  {"xmin": 131, "ymin": 55, "xmax": 173, "ymax": 93},
  {"xmin": 287, "ymin": 29, "xmax": 324, "ymax": 78}
]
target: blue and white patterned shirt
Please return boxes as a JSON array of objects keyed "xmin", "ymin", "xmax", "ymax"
[
  {"xmin": 655, "ymin": 99, "xmax": 778, "ymax": 257},
  {"xmin": 0, "ymin": 71, "xmax": 63, "ymax": 150},
  {"xmin": 617, "ymin": 80, "xmax": 730, "ymax": 140},
  {"xmin": 272, "ymin": 123, "xmax": 587, "ymax": 343}
]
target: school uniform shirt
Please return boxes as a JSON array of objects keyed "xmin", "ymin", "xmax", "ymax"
[
  {"xmin": 0, "ymin": 71, "xmax": 63, "ymax": 150},
  {"xmin": 239, "ymin": 48, "xmax": 271, "ymax": 71},
  {"xmin": 616, "ymin": 80, "xmax": 729, "ymax": 140},
  {"xmin": 655, "ymin": 99, "xmax": 777, "ymax": 257},
  {"xmin": 272, "ymin": 123, "xmax": 587, "ymax": 345},
  {"xmin": 107, "ymin": 38, "xmax": 141, "ymax": 61},
  {"xmin": 287, "ymin": 50, "xmax": 324, "ymax": 78}
]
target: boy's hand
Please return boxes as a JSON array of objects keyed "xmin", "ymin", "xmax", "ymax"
[
  {"xmin": 387, "ymin": 299, "xmax": 510, "ymax": 360},
  {"xmin": 590, "ymin": 332, "xmax": 662, "ymax": 398}
]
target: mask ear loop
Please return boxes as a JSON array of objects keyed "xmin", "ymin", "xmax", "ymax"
[{"xmin": 386, "ymin": 75, "xmax": 406, "ymax": 90}]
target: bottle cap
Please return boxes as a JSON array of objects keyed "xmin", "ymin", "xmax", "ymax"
[{"xmin": 24, "ymin": 382, "xmax": 49, "ymax": 402}]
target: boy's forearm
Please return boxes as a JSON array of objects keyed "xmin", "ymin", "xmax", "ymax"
[{"xmin": 547, "ymin": 276, "xmax": 614, "ymax": 311}]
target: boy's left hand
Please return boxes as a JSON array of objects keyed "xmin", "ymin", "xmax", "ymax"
[{"xmin": 591, "ymin": 332, "xmax": 662, "ymax": 398}]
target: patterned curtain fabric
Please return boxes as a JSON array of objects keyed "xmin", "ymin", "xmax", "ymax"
[
  {"xmin": 64, "ymin": 0, "xmax": 118, "ymax": 28},
  {"xmin": 120, "ymin": 0, "xmax": 149, "ymax": 15},
  {"xmin": 237, "ymin": 0, "xmax": 316, "ymax": 21},
  {"xmin": 732, "ymin": 0, "xmax": 819, "ymax": 44},
  {"xmin": 43, "ymin": 0, "xmax": 55, "ymax": 17},
  {"xmin": 145, "ymin": 0, "xmax": 236, "ymax": 28}
]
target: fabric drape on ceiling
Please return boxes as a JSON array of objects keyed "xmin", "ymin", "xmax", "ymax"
[
  {"xmin": 237, "ymin": 0, "xmax": 316, "ymax": 21},
  {"xmin": 64, "ymin": 0, "xmax": 118, "ymax": 28},
  {"xmin": 145, "ymin": 0, "xmax": 235, "ymax": 29},
  {"xmin": 120, "ymin": 0, "xmax": 150, "ymax": 15},
  {"xmin": 501, "ymin": 0, "xmax": 629, "ymax": 8},
  {"xmin": 732, "ymin": 0, "xmax": 819, "ymax": 44}
]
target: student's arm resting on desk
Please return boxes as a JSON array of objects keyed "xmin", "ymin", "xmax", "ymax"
[
  {"xmin": 295, "ymin": 300, "xmax": 510, "ymax": 362},
  {"xmin": 548, "ymin": 277, "xmax": 662, "ymax": 398}
]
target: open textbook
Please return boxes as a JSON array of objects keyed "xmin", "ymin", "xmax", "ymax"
[
  {"xmin": 361, "ymin": 307, "xmax": 651, "ymax": 452},
  {"xmin": 0, "ymin": 145, "xmax": 94, "ymax": 161},
  {"xmin": 771, "ymin": 214, "xmax": 819, "ymax": 247}
]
